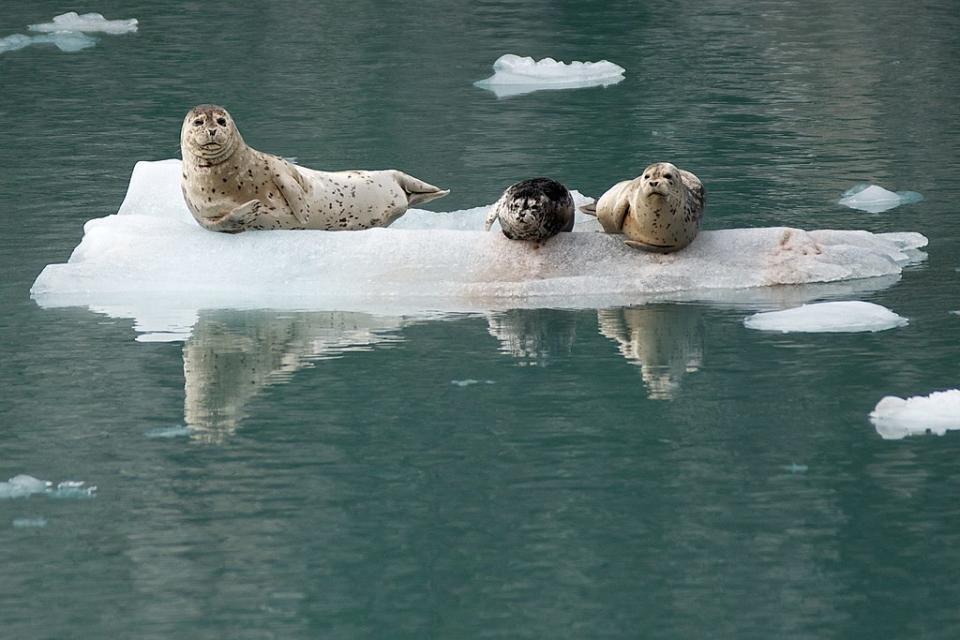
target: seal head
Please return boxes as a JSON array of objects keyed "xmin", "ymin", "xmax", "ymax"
[
  {"xmin": 485, "ymin": 177, "xmax": 575, "ymax": 242},
  {"xmin": 180, "ymin": 104, "xmax": 242, "ymax": 166}
]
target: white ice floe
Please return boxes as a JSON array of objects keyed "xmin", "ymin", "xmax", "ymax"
[
  {"xmin": 28, "ymin": 12, "xmax": 138, "ymax": 34},
  {"xmin": 870, "ymin": 390, "xmax": 960, "ymax": 440},
  {"xmin": 838, "ymin": 184, "xmax": 923, "ymax": 213},
  {"xmin": 30, "ymin": 159, "xmax": 928, "ymax": 335},
  {"xmin": 743, "ymin": 301, "xmax": 908, "ymax": 333},
  {"xmin": 0, "ymin": 475, "xmax": 96, "ymax": 499},
  {"xmin": 0, "ymin": 32, "xmax": 96, "ymax": 53},
  {"xmin": 474, "ymin": 54, "xmax": 625, "ymax": 98}
]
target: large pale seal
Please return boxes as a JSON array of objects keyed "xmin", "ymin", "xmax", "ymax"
[
  {"xmin": 581, "ymin": 162, "xmax": 705, "ymax": 252},
  {"xmin": 180, "ymin": 104, "xmax": 449, "ymax": 232},
  {"xmin": 484, "ymin": 177, "xmax": 575, "ymax": 242}
]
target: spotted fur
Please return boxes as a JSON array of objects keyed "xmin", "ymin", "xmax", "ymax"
[{"xmin": 485, "ymin": 178, "xmax": 575, "ymax": 242}]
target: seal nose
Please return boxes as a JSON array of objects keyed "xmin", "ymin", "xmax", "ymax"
[
  {"xmin": 649, "ymin": 179, "xmax": 660, "ymax": 187},
  {"xmin": 208, "ymin": 129, "xmax": 217, "ymax": 137}
]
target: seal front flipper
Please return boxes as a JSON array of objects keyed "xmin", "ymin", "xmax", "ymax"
[
  {"xmin": 272, "ymin": 157, "xmax": 312, "ymax": 225},
  {"xmin": 624, "ymin": 239, "xmax": 678, "ymax": 254},
  {"xmin": 200, "ymin": 200, "xmax": 264, "ymax": 233},
  {"xmin": 392, "ymin": 170, "xmax": 450, "ymax": 207},
  {"xmin": 484, "ymin": 198, "xmax": 503, "ymax": 231}
]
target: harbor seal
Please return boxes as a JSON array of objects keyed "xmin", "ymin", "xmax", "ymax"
[
  {"xmin": 180, "ymin": 104, "xmax": 449, "ymax": 232},
  {"xmin": 581, "ymin": 162, "xmax": 705, "ymax": 252},
  {"xmin": 484, "ymin": 177, "xmax": 575, "ymax": 242}
]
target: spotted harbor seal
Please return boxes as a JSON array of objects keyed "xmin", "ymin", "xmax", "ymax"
[
  {"xmin": 484, "ymin": 178, "xmax": 575, "ymax": 242},
  {"xmin": 180, "ymin": 104, "xmax": 449, "ymax": 232},
  {"xmin": 581, "ymin": 162, "xmax": 705, "ymax": 252}
]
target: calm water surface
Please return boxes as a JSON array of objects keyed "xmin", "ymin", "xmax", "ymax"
[{"xmin": 2, "ymin": 1, "xmax": 959, "ymax": 638}]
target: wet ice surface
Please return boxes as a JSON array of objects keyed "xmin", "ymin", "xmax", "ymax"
[
  {"xmin": 838, "ymin": 184, "xmax": 924, "ymax": 213},
  {"xmin": 743, "ymin": 301, "xmax": 909, "ymax": 333},
  {"xmin": 870, "ymin": 390, "xmax": 960, "ymax": 440},
  {"xmin": 474, "ymin": 54, "xmax": 625, "ymax": 98},
  {"xmin": 27, "ymin": 12, "xmax": 138, "ymax": 34},
  {"xmin": 30, "ymin": 160, "xmax": 928, "ymax": 337},
  {"xmin": 0, "ymin": 475, "xmax": 96, "ymax": 499}
]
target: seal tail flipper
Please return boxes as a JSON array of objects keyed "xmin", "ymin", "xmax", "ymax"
[
  {"xmin": 624, "ymin": 239, "xmax": 678, "ymax": 254},
  {"xmin": 393, "ymin": 171, "xmax": 450, "ymax": 207},
  {"xmin": 579, "ymin": 201, "xmax": 598, "ymax": 216}
]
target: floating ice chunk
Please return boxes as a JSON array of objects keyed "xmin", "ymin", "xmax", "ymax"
[
  {"xmin": 12, "ymin": 517, "xmax": 48, "ymax": 528},
  {"xmin": 0, "ymin": 475, "xmax": 95, "ymax": 499},
  {"xmin": 838, "ymin": 184, "xmax": 923, "ymax": 213},
  {"xmin": 28, "ymin": 12, "xmax": 138, "ymax": 34},
  {"xmin": 0, "ymin": 475, "xmax": 52, "ymax": 499},
  {"xmin": 31, "ymin": 160, "xmax": 929, "ymax": 324},
  {"xmin": 870, "ymin": 389, "xmax": 960, "ymax": 440},
  {"xmin": 0, "ymin": 32, "xmax": 96, "ymax": 54},
  {"xmin": 744, "ymin": 301, "xmax": 907, "ymax": 333},
  {"xmin": 451, "ymin": 379, "xmax": 495, "ymax": 387},
  {"xmin": 475, "ymin": 54, "xmax": 625, "ymax": 98}
]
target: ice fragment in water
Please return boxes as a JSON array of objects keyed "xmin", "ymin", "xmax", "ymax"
[
  {"xmin": 451, "ymin": 379, "xmax": 495, "ymax": 387},
  {"xmin": 870, "ymin": 390, "xmax": 960, "ymax": 440},
  {"xmin": 838, "ymin": 184, "xmax": 923, "ymax": 213},
  {"xmin": 28, "ymin": 12, "xmax": 138, "ymax": 34},
  {"xmin": 475, "ymin": 54, "xmax": 625, "ymax": 98},
  {"xmin": 0, "ymin": 475, "xmax": 52, "ymax": 499},
  {"xmin": 13, "ymin": 517, "xmax": 48, "ymax": 528},
  {"xmin": 744, "ymin": 301, "xmax": 908, "ymax": 333},
  {"xmin": 145, "ymin": 425, "xmax": 193, "ymax": 438},
  {"xmin": 0, "ymin": 32, "xmax": 96, "ymax": 53},
  {"xmin": 50, "ymin": 481, "xmax": 97, "ymax": 499}
]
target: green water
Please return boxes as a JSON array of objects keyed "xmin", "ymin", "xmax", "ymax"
[{"xmin": 2, "ymin": 1, "xmax": 960, "ymax": 638}]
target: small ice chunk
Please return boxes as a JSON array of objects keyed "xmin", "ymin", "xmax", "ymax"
[
  {"xmin": 28, "ymin": 12, "xmax": 138, "ymax": 34},
  {"xmin": 451, "ymin": 379, "xmax": 495, "ymax": 387},
  {"xmin": 13, "ymin": 517, "xmax": 48, "ymax": 528},
  {"xmin": 0, "ymin": 32, "xmax": 96, "ymax": 53},
  {"xmin": 783, "ymin": 463, "xmax": 808, "ymax": 473},
  {"xmin": 838, "ymin": 184, "xmax": 923, "ymax": 213},
  {"xmin": 870, "ymin": 389, "xmax": 960, "ymax": 439},
  {"xmin": 49, "ymin": 481, "xmax": 97, "ymax": 499},
  {"xmin": 0, "ymin": 475, "xmax": 52, "ymax": 499},
  {"xmin": 475, "ymin": 54, "xmax": 625, "ymax": 98},
  {"xmin": 744, "ymin": 301, "xmax": 907, "ymax": 333}
]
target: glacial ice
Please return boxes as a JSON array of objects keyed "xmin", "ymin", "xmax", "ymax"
[
  {"xmin": 30, "ymin": 159, "xmax": 929, "ymax": 337},
  {"xmin": 474, "ymin": 54, "xmax": 625, "ymax": 98},
  {"xmin": 28, "ymin": 12, "xmax": 138, "ymax": 34},
  {"xmin": 743, "ymin": 301, "xmax": 908, "ymax": 333},
  {"xmin": 838, "ymin": 184, "xmax": 924, "ymax": 213},
  {"xmin": 0, "ymin": 32, "xmax": 97, "ymax": 53},
  {"xmin": 870, "ymin": 390, "xmax": 960, "ymax": 440},
  {"xmin": 0, "ymin": 475, "xmax": 96, "ymax": 499}
]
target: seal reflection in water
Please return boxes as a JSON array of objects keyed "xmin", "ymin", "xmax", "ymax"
[
  {"xmin": 180, "ymin": 104, "xmax": 449, "ymax": 233},
  {"xmin": 485, "ymin": 308, "xmax": 579, "ymax": 367},
  {"xmin": 182, "ymin": 310, "xmax": 405, "ymax": 442},
  {"xmin": 582, "ymin": 162, "xmax": 705, "ymax": 253},
  {"xmin": 484, "ymin": 178, "xmax": 575, "ymax": 243},
  {"xmin": 597, "ymin": 305, "xmax": 704, "ymax": 400}
]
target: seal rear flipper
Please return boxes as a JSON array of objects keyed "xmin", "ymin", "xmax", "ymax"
[
  {"xmin": 579, "ymin": 201, "xmax": 598, "ymax": 216},
  {"xmin": 624, "ymin": 239, "xmax": 678, "ymax": 254},
  {"xmin": 392, "ymin": 170, "xmax": 450, "ymax": 207}
]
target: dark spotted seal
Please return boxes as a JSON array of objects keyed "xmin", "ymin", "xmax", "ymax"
[
  {"xmin": 484, "ymin": 177, "xmax": 575, "ymax": 242},
  {"xmin": 180, "ymin": 104, "xmax": 449, "ymax": 233},
  {"xmin": 581, "ymin": 162, "xmax": 705, "ymax": 252}
]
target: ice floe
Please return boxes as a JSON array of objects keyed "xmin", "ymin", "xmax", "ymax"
[
  {"xmin": 1, "ymin": 12, "xmax": 135, "ymax": 55},
  {"xmin": 743, "ymin": 301, "xmax": 908, "ymax": 333},
  {"xmin": 0, "ymin": 475, "xmax": 96, "ymax": 499},
  {"xmin": 30, "ymin": 159, "xmax": 928, "ymax": 335},
  {"xmin": 28, "ymin": 12, "xmax": 138, "ymax": 34},
  {"xmin": 870, "ymin": 389, "xmax": 960, "ymax": 439},
  {"xmin": 474, "ymin": 54, "xmax": 625, "ymax": 98},
  {"xmin": 838, "ymin": 184, "xmax": 923, "ymax": 213}
]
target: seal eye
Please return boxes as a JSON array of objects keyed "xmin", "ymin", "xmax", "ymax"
[
  {"xmin": 216, "ymin": 117, "xmax": 227, "ymax": 126},
  {"xmin": 193, "ymin": 118, "xmax": 203, "ymax": 126},
  {"xmin": 643, "ymin": 174, "xmax": 650, "ymax": 179},
  {"xmin": 663, "ymin": 173, "xmax": 673, "ymax": 180}
]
